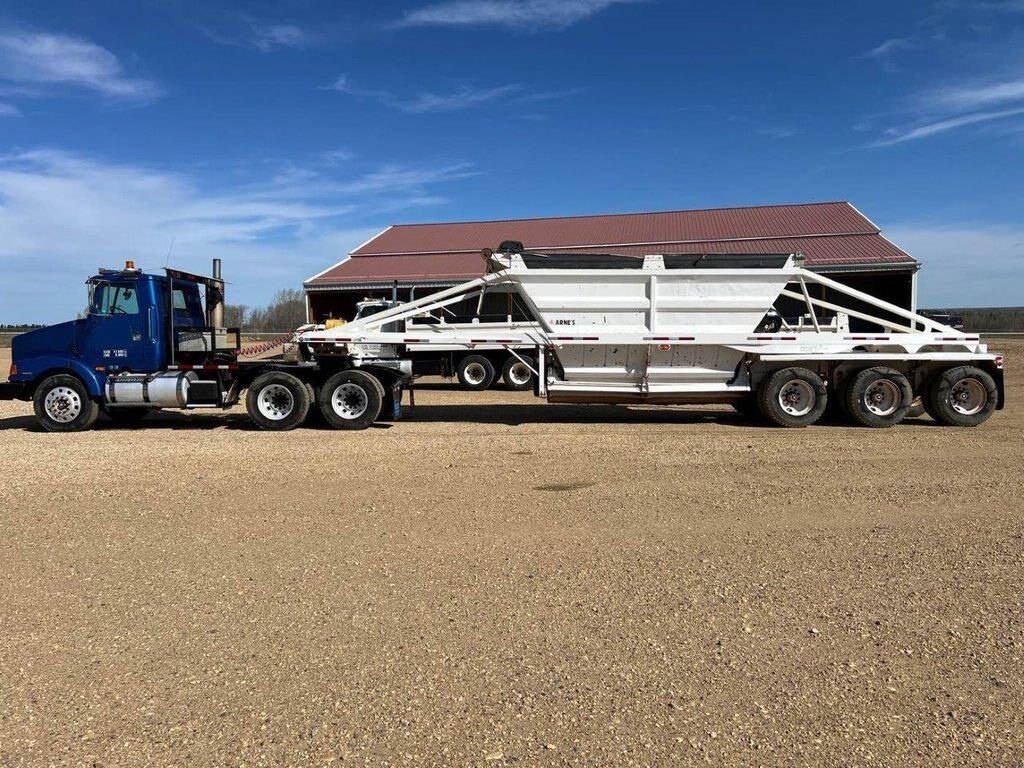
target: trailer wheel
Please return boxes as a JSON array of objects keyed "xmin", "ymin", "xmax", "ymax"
[
  {"xmin": 319, "ymin": 370, "xmax": 383, "ymax": 430},
  {"xmin": 758, "ymin": 367, "xmax": 827, "ymax": 428},
  {"xmin": 33, "ymin": 374, "xmax": 100, "ymax": 433},
  {"xmin": 456, "ymin": 355, "xmax": 495, "ymax": 391},
  {"xmin": 845, "ymin": 367, "xmax": 913, "ymax": 428},
  {"xmin": 926, "ymin": 366, "xmax": 997, "ymax": 427},
  {"xmin": 246, "ymin": 372, "xmax": 311, "ymax": 431},
  {"xmin": 501, "ymin": 356, "xmax": 534, "ymax": 391}
]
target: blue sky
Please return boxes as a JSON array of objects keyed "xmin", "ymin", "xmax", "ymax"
[{"xmin": 0, "ymin": 0, "xmax": 1022, "ymax": 323}]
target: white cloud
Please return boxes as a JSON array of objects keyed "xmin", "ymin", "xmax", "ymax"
[
  {"xmin": 922, "ymin": 77, "xmax": 1024, "ymax": 111},
  {"xmin": 399, "ymin": 0, "xmax": 638, "ymax": 30},
  {"xmin": 861, "ymin": 37, "xmax": 919, "ymax": 72},
  {"xmin": 201, "ymin": 20, "xmax": 317, "ymax": 52},
  {"xmin": 0, "ymin": 101, "xmax": 20, "ymax": 116},
  {"xmin": 888, "ymin": 223, "xmax": 1024, "ymax": 306},
  {"xmin": 871, "ymin": 106, "xmax": 1024, "ymax": 145},
  {"xmin": 0, "ymin": 150, "xmax": 474, "ymax": 322},
  {"xmin": 864, "ymin": 37, "xmax": 917, "ymax": 58},
  {"xmin": 0, "ymin": 29, "xmax": 162, "ymax": 103},
  {"xmin": 325, "ymin": 75, "xmax": 525, "ymax": 113},
  {"xmin": 250, "ymin": 24, "xmax": 311, "ymax": 51}
]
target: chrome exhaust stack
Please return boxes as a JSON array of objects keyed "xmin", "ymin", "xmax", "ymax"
[{"xmin": 207, "ymin": 258, "xmax": 225, "ymax": 328}]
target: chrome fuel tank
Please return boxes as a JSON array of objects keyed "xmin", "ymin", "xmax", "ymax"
[{"xmin": 105, "ymin": 371, "xmax": 196, "ymax": 408}]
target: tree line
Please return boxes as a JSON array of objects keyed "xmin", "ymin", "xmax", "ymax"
[{"xmin": 223, "ymin": 288, "xmax": 307, "ymax": 332}]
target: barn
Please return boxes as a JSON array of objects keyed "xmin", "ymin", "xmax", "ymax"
[{"xmin": 304, "ymin": 202, "xmax": 920, "ymax": 327}]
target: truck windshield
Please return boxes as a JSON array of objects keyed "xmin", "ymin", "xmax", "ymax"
[{"xmin": 90, "ymin": 282, "xmax": 139, "ymax": 316}]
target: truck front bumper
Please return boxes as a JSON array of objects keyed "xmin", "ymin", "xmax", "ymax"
[{"xmin": 0, "ymin": 381, "xmax": 29, "ymax": 401}]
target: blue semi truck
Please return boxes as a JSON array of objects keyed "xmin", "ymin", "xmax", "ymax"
[{"xmin": 0, "ymin": 259, "xmax": 410, "ymax": 432}]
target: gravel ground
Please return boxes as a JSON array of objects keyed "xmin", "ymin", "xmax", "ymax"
[{"xmin": 1, "ymin": 343, "xmax": 1022, "ymax": 767}]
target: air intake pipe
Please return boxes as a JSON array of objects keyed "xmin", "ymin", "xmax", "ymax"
[{"xmin": 207, "ymin": 258, "xmax": 225, "ymax": 328}]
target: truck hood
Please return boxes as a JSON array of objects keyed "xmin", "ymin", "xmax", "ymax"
[{"xmin": 12, "ymin": 320, "xmax": 81, "ymax": 364}]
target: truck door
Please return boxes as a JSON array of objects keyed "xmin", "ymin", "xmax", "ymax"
[{"xmin": 81, "ymin": 280, "xmax": 161, "ymax": 373}]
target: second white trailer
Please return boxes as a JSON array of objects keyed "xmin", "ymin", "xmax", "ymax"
[{"xmin": 299, "ymin": 245, "xmax": 1004, "ymax": 430}]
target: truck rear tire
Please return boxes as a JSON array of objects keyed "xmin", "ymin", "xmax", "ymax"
[
  {"xmin": 757, "ymin": 367, "xmax": 827, "ymax": 428},
  {"xmin": 845, "ymin": 367, "xmax": 913, "ymax": 428},
  {"xmin": 246, "ymin": 372, "xmax": 311, "ymax": 431},
  {"xmin": 33, "ymin": 374, "xmax": 100, "ymax": 433},
  {"xmin": 319, "ymin": 370, "xmax": 383, "ymax": 430},
  {"xmin": 457, "ymin": 355, "xmax": 495, "ymax": 391},
  {"xmin": 501, "ymin": 356, "xmax": 534, "ymax": 391},
  {"xmin": 926, "ymin": 366, "xmax": 997, "ymax": 427}
]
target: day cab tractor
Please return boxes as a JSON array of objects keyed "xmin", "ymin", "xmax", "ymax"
[{"xmin": 0, "ymin": 259, "xmax": 408, "ymax": 432}]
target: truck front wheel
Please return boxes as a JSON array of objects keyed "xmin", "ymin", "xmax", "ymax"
[
  {"xmin": 33, "ymin": 374, "xmax": 100, "ymax": 433},
  {"xmin": 246, "ymin": 372, "xmax": 311, "ymax": 431},
  {"xmin": 319, "ymin": 370, "xmax": 383, "ymax": 430}
]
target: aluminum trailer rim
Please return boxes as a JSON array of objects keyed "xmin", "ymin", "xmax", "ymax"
[
  {"xmin": 863, "ymin": 379, "xmax": 901, "ymax": 417},
  {"xmin": 463, "ymin": 362, "xmax": 488, "ymax": 386},
  {"xmin": 331, "ymin": 383, "xmax": 369, "ymax": 420},
  {"xmin": 507, "ymin": 361, "xmax": 532, "ymax": 386},
  {"xmin": 44, "ymin": 386, "xmax": 82, "ymax": 423},
  {"xmin": 778, "ymin": 379, "xmax": 815, "ymax": 417},
  {"xmin": 951, "ymin": 378, "xmax": 987, "ymax": 416},
  {"xmin": 257, "ymin": 384, "xmax": 295, "ymax": 421}
]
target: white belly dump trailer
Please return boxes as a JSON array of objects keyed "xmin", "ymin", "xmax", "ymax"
[{"xmin": 299, "ymin": 245, "xmax": 1004, "ymax": 430}]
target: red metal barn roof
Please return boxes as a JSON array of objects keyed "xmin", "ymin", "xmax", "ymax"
[{"xmin": 306, "ymin": 202, "xmax": 917, "ymax": 288}]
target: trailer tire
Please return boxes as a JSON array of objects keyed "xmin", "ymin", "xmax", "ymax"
[
  {"xmin": 456, "ymin": 355, "xmax": 496, "ymax": 391},
  {"xmin": 926, "ymin": 366, "xmax": 997, "ymax": 427},
  {"xmin": 501, "ymin": 356, "xmax": 534, "ymax": 391},
  {"xmin": 246, "ymin": 372, "xmax": 311, "ymax": 431},
  {"xmin": 33, "ymin": 374, "xmax": 100, "ymax": 433},
  {"xmin": 319, "ymin": 370, "xmax": 383, "ymax": 430},
  {"xmin": 757, "ymin": 367, "xmax": 827, "ymax": 428},
  {"xmin": 845, "ymin": 367, "xmax": 913, "ymax": 428}
]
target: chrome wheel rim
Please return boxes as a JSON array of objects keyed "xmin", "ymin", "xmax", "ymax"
[
  {"xmin": 864, "ymin": 379, "xmax": 901, "ymax": 417},
  {"xmin": 464, "ymin": 362, "xmax": 487, "ymax": 386},
  {"xmin": 508, "ymin": 361, "xmax": 531, "ymax": 386},
  {"xmin": 332, "ymin": 383, "xmax": 368, "ymax": 420},
  {"xmin": 950, "ymin": 378, "xmax": 987, "ymax": 416},
  {"xmin": 44, "ymin": 386, "xmax": 82, "ymax": 423},
  {"xmin": 778, "ymin": 379, "xmax": 815, "ymax": 417},
  {"xmin": 257, "ymin": 384, "xmax": 294, "ymax": 421}
]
